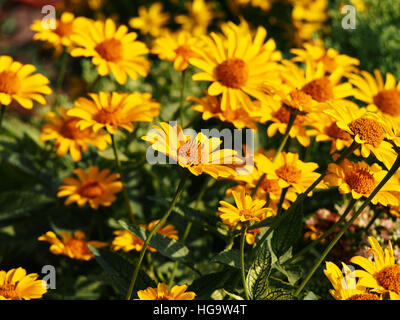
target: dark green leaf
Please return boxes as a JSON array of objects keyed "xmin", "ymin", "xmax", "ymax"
[
  {"xmin": 89, "ymin": 246, "xmax": 155, "ymax": 296},
  {"xmin": 190, "ymin": 269, "xmax": 237, "ymax": 299},
  {"xmin": 246, "ymin": 242, "xmax": 272, "ymax": 300},
  {"xmin": 0, "ymin": 190, "xmax": 54, "ymax": 222},
  {"xmin": 211, "ymin": 249, "xmax": 247, "ymax": 270},
  {"xmin": 271, "ymin": 200, "xmax": 304, "ymax": 259},
  {"xmin": 119, "ymin": 220, "xmax": 189, "ymax": 261}
]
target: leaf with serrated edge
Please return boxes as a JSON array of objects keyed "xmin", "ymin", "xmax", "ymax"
[{"xmin": 246, "ymin": 242, "xmax": 272, "ymax": 300}]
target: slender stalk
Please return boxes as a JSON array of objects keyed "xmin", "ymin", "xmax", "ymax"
[
  {"xmin": 179, "ymin": 69, "xmax": 187, "ymax": 124},
  {"xmin": 251, "ymin": 113, "xmax": 297, "ymax": 198},
  {"xmin": 240, "ymin": 224, "xmax": 250, "ymax": 300},
  {"xmin": 364, "ymin": 208, "xmax": 384, "ymax": 231},
  {"xmin": 168, "ymin": 177, "xmax": 210, "ymax": 288},
  {"xmin": 52, "ymin": 47, "xmax": 68, "ymax": 108},
  {"xmin": 295, "ymin": 154, "xmax": 400, "ymax": 297},
  {"xmin": 111, "ymin": 135, "xmax": 135, "ymax": 224},
  {"xmin": 0, "ymin": 104, "xmax": 5, "ymax": 129},
  {"xmin": 126, "ymin": 171, "xmax": 188, "ymax": 300},
  {"xmin": 273, "ymin": 112, "xmax": 297, "ymax": 162},
  {"xmin": 288, "ymin": 198, "xmax": 357, "ymax": 264},
  {"xmin": 277, "ymin": 187, "xmax": 288, "ymax": 216}
]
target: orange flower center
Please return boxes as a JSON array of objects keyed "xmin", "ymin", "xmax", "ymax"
[
  {"xmin": 346, "ymin": 293, "xmax": 380, "ymax": 300},
  {"xmin": 0, "ymin": 283, "xmax": 19, "ymax": 300},
  {"xmin": 215, "ymin": 58, "xmax": 249, "ymax": 89},
  {"xmin": 95, "ymin": 109, "xmax": 121, "ymax": 126},
  {"xmin": 274, "ymin": 106, "xmax": 305, "ymax": 125},
  {"xmin": 80, "ymin": 181, "xmax": 104, "ymax": 198},
  {"xmin": 95, "ymin": 38, "xmax": 123, "ymax": 62},
  {"xmin": 301, "ymin": 77, "xmax": 334, "ymax": 102},
  {"xmin": 373, "ymin": 89, "xmax": 400, "ymax": 117},
  {"xmin": 55, "ymin": 21, "xmax": 73, "ymax": 38},
  {"xmin": 66, "ymin": 238, "xmax": 91, "ymax": 257},
  {"xmin": 325, "ymin": 122, "xmax": 351, "ymax": 140},
  {"xmin": 61, "ymin": 119, "xmax": 83, "ymax": 139},
  {"xmin": 348, "ymin": 117, "xmax": 384, "ymax": 147},
  {"xmin": 275, "ymin": 164, "xmax": 302, "ymax": 184},
  {"xmin": 260, "ymin": 178, "xmax": 280, "ymax": 194},
  {"xmin": 175, "ymin": 45, "xmax": 195, "ymax": 61},
  {"xmin": 177, "ymin": 139, "xmax": 202, "ymax": 166},
  {"xmin": 0, "ymin": 70, "xmax": 21, "ymax": 95},
  {"xmin": 286, "ymin": 89, "xmax": 313, "ymax": 112},
  {"xmin": 240, "ymin": 208, "xmax": 255, "ymax": 220},
  {"xmin": 375, "ymin": 265, "xmax": 400, "ymax": 294},
  {"xmin": 345, "ymin": 168, "xmax": 375, "ymax": 195}
]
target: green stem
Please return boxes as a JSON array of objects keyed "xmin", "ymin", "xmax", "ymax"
[
  {"xmin": 294, "ymin": 153, "xmax": 400, "ymax": 297},
  {"xmin": 179, "ymin": 69, "xmax": 187, "ymax": 124},
  {"xmin": 0, "ymin": 104, "xmax": 5, "ymax": 129},
  {"xmin": 288, "ymin": 198, "xmax": 357, "ymax": 264},
  {"xmin": 364, "ymin": 208, "xmax": 384, "ymax": 231},
  {"xmin": 111, "ymin": 134, "xmax": 135, "ymax": 224},
  {"xmin": 240, "ymin": 224, "xmax": 250, "ymax": 300},
  {"xmin": 125, "ymin": 171, "xmax": 188, "ymax": 300},
  {"xmin": 168, "ymin": 177, "xmax": 210, "ymax": 288},
  {"xmin": 52, "ymin": 47, "xmax": 68, "ymax": 108},
  {"xmin": 251, "ymin": 112, "xmax": 296, "ymax": 198},
  {"xmin": 277, "ymin": 187, "xmax": 288, "ymax": 216}
]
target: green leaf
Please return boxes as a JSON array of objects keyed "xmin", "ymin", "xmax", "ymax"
[
  {"xmin": 271, "ymin": 200, "xmax": 304, "ymax": 260},
  {"xmin": 274, "ymin": 262, "xmax": 302, "ymax": 286},
  {"xmin": 89, "ymin": 246, "xmax": 155, "ymax": 297},
  {"xmin": 119, "ymin": 220, "xmax": 189, "ymax": 261},
  {"xmin": 246, "ymin": 242, "xmax": 272, "ymax": 300},
  {"xmin": 148, "ymin": 196, "xmax": 225, "ymax": 237},
  {"xmin": 263, "ymin": 288, "xmax": 295, "ymax": 300},
  {"xmin": 0, "ymin": 190, "xmax": 54, "ymax": 222},
  {"xmin": 211, "ymin": 249, "xmax": 246, "ymax": 270},
  {"xmin": 190, "ymin": 269, "xmax": 237, "ymax": 299},
  {"xmin": 247, "ymin": 216, "xmax": 277, "ymax": 230}
]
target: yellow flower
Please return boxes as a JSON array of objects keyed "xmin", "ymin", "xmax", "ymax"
[
  {"xmin": 30, "ymin": 12, "xmax": 82, "ymax": 50},
  {"xmin": 152, "ymin": 30, "xmax": 200, "ymax": 71},
  {"xmin": 38, "ymin": 230, "xmax": 108, "ymax": 261},
  {"xmin": 259, "ymin": 93, "xmax": 314, "ymax": 147},
  {"xmin": 230, "ymin": 0, "xmax": 273, "ymax": 11},
  {"xmin": 0, "ymin": 267, "xmax": 47, "ymax": 300},
  {"xmin": 273, "ymin": 59, "xmax": 354, "ymax": 106},
  {"xmin": 217, "ymin": 186, "xmax": 273, "ymax": 225},
  {"xmin": 136, "ymin": 282, "xmax": 196, "ymax": 300},
  {"xmin": 67, "ymin": 91, "xmax": 160, "ymax": 135},
  {"xmin": 290, "ymin": 0, "xmax": 328, "ymax": 44},
  {"xmin": 324, "ymin": 101, "xmax": 397, "ymax": 170},
  {"xmin": 0, "ymin": 56, "xmax": 52, "ymax": 109},
  {"xmin": 40, "ymin": 107, "xmax": 111, "ymax": 162},
  {"xmin": 111, "ymin": 220, "xmax": 179, "ymax": 253},
  {"xmin": 290, "ymin": 40, "xmax": 360, "ymax": 75},
  {"xmin": 325, "ymin": 159, "xmax": 400, "ymax": 207},
  {"xmin": 349, "ymin": 69, "xmax": 400, "ymax": 119},
  {"xmin": 189, "ymin": 22, "xmax": 281, "ymax": 111},
  {"xmin": 70, "ymin": 18, "xmax": 150, "ymax": 84},
  {"xmin": 142, "ymin": 122, "xmax": 241, "ymax": 179},
  {"xmin": 306, "ymin": 111, "xmax": 354, "ymax": 154},
  {"xmin": 350, "ymin": 236, "xmax": 400, "ymax": 300},
  {"xmin": 57, "ymin": 166, "xmax": 123, "ymax": 209},
  {"xmin": 129, "ymin": 2, "xmax": 170, "ymax": 37},
  {"xmin": 324, "ymin": 261, "xmax": 381, "ymax": 300},
  {"xmin": 226, "ymin": 151, "xmax": 297, "ymax": 210},
  {"xmin": 188, "ymin": 92, "xmax": 263, "ymax": 130},
  {"xmin": 175, "ymin": 0, "xmax": 213, "ymax": 36},
  {"xmin": 257, "ymin": 151, "xmax": 323, "ymax": 195}
]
